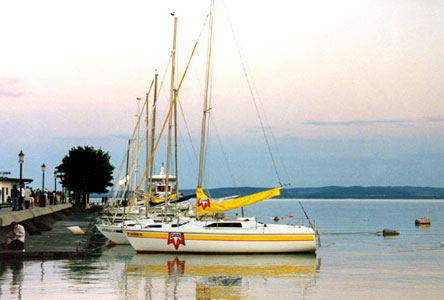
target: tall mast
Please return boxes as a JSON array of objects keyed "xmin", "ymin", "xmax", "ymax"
[
  {"xmin": 144, "ymin": 91, "xmax": 149, "ymax": 203},
  {"xmin": 165, "ymin": 14, "xmax": 178, "ymax": 217},
  {"xmin": 147, "ymin": 71, "xmax": 158, "ymax": 214},
  {"xmin": 174, "ymin": 88, "xmax": 178, "ymax": 195},
  {"xmin": 135, "ymin": 97, "xmax": 142, "ymax": 200},
  {"xmin": 124, "ymin": 139, "xmax": 130, "ymax": 214},
  {"xmin": 197, "ymin": 0, "xmax": 215, "ymax": 188}
]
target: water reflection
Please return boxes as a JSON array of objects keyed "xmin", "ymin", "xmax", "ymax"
[
  {"xmin": 0, "ymin": 260, "xmax": 24, "ymax": 300},
  {"xmin": 124, "ymin": 253, "xmax": 320, "ymax": 300}
]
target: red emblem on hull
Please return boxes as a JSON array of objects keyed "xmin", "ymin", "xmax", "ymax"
[
  {"xmin": 167, "ymin": 232, "xmax": 186, "ymax": 250},
  {"xmin": 198, "ymin": 197, "xmax": 211, "ymax": 210}
]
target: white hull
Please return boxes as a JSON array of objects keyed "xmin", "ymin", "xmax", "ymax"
[
  {"xmin": 96, "ymin": 218, "xmax": 155, "ymax": 245},
  {"xmin": 124, "ymin": 218, "xmax": 316, "ymax": 253},
  {"xmin": 96, "ymin": 224, "xmax": 130, "ymax": 244}
]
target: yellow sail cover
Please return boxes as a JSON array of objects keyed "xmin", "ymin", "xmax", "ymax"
[
  {"xmin": 151, "ymin": 194, "xmax": 177, "ymax": 204},
  {"xmin": 195, "ymin": 187, "xmax": 281, "ymax": 215}
]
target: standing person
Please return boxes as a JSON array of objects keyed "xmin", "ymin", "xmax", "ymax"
[
  {"xmin": 41, "ymin": 189, "xmax": 48, "ymax": 207},
  {"xmin": 50, "ymin": 191, "xmax": 55, "ymax": 205},
  {"xmin": 11, "ymin": 185, "xmax": 19, "ymax": 211},
  {"xmin": 9, "ymin": 222, "xmax": 25, "ymax": 251},
  {"xmin": 18, "ymin": 185, "xmax": 24, "ymax": 210},
  {"xmin": 24, "ymin": 186, "xmax": 32, "ymax": 209},
  {"xmin": 35, "ymin": 189, "xmax": 41, "ymax": 207},
  {"xmin": 30, "ymin": 188, "xmax": 35, "ymax": 208}
]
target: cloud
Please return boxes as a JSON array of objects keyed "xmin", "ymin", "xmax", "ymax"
[
  {"xmin": 0, "ymin": 76, "xmax": 23, "ymax": 98},
  {"xmin": 54, "ymin": 134, "xmax": 130, "ymax": 141},
  {"xmin": 303, "ymin": 119, "xmax": 412, "ymax": 127},
  {"xmin": 54, "ymin": 136, "xmax": 99, "ymax": 141},
  {"xmin": 424, "ymin": 117, "xmax": 444, "ymax": 123},
  {"xmin": 110, "ymin": 134, "xmax": 131, "ymax": 141}
]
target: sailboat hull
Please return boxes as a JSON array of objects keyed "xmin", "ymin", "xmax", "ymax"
[
  {"xmin": 124, "ymin": 222, "xmax": 316, "ymax": 253},
  {"xmin": 96, "ymin": 224, "xmax": 130, "ymax": 245},
  {"xmin": 96, "ymin": 218, "xmax": 155, "ymax": 245}
]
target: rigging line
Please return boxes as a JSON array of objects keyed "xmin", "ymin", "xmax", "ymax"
[
  {"xmin": 222, "ymin": 0, "xmax": 283, "ymax": 187},
  {"xmin": 202, "ymin": 12, "xmax": 216, "ymax": 197},
  {"xmin": 177, "ymin": 127, "xmax": 198, "ymax": 177},
  {"xmin": 126, "ymin": 13, "xmax": 210, "ymax": 216},
  {"xmin": 111, "ymin": 132, "xmax": 148, "ymax": 221},
  {"xmin": 244, "ymin": 57, "xmax": 291, "ymax": 187},
  {"xmin": 211, "ymin": 117, "xmax": 238, "ymax": 189},
  {"xmin": 105, "ymin": 79, "xmax": 154, "ymax": 209},
  {"xmin": 177, "ymin": 96, "xmax": 199, "ymax": 168},
  {"xmin": 158, "ymin": 55, "xmax": 172, "ymax": 100}
]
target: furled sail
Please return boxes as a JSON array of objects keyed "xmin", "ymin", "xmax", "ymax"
[
  {"xmin": 150, "ymin": 194, "xmax": 177, "ymax": 204},
  {"xmin": 195, "ymin": 187, "xmax": 281, "ymax": 215}
]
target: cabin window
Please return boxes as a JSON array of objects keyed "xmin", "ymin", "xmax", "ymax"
[
  {"xmin": 145, "ymin": 225, "xmax": 162, "ymax": 228},
  {"xmin": 205, "ymin": 223, "xmax": 242, "ymax": 228}
]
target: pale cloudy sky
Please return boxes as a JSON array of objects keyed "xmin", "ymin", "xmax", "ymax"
[{"xmin": 1, "ymin": 0, "xmax": 443, "ymax": 190}]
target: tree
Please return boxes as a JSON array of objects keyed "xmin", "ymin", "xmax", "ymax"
[{"xmin": 56, "ymin": 146, "xmax": 114, "ymax": 208}]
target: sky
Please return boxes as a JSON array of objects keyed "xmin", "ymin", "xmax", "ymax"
[{"xmin": 1, "ymin": 0, "xmax": 443, "ymax": 190}]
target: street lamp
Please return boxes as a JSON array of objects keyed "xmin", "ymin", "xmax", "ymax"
[
  {"xmin": 41, "ymin": 163, "xmax": 46, "ymax": 191},
  {"xmin": 54, "ymin": 171, "xmax": 57, "ymax": 192},
  {"xmin": 18, "ymin": 150, "xmax": 24, "ymax": 210}
]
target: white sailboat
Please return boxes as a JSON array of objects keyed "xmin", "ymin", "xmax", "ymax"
[{"xmin": 124, "ymin": 0, "xmax": 317, "ymax": 253}]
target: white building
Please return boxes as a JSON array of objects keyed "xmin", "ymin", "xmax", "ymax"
[{"xmin": 0, "ymin": 177, "xmax": 33, "ymax": 204}]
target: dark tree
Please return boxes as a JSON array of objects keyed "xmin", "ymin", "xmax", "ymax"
[{"xmin": 56, "ymin": 146, "xmax": 114, "ymax": 208}]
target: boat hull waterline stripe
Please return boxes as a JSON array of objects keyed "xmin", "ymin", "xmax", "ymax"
[{"xmin": 125, "ymin": 231, "xmax": 315, "ymax": 242}]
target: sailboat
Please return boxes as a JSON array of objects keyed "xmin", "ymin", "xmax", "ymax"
[{"xmin": 123, "ymin": 0, "xmax": 316, "ymax": 253}]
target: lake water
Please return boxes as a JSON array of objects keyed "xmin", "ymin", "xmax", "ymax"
[{"xmin": 1, "ymin": 199, "xmax": 443, "ymax": 299}]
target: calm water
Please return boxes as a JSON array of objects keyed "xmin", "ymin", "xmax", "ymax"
[{"xmin": 1, "ymin": 199, "xmax": 444, "ymax": 300}]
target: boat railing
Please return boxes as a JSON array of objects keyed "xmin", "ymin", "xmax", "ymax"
[{"xmin": 276, "ymin": 217, "xmax": 315, "ymax": 228}]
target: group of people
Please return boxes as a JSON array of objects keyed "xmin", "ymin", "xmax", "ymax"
[{"xmin": 8, "ymin": 185, "xmax": 66, "ymax": 211}]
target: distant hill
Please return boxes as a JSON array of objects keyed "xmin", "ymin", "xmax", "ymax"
[
  {"xmin": 180, "ymin": 186, "xmax": 444, "ymax": 199},
  {"xmin": 92, "ymin": 186, "xmax": 444, "ymax": 199}
]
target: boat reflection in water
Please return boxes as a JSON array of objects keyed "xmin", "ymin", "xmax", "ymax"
[{"xmin": 124, "ymin": 253, "xmax": 320, "ymax": 299}]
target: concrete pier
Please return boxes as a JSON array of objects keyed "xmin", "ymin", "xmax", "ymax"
[
  {"xmin": 0, "ymin": 204, "xmax": 72, "ymax": 227},
  {"xmin": 0, "ymin": 205, "xmax": 104, "ymax": 259}
]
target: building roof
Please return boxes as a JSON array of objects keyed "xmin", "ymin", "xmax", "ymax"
[{"xmin": 0, "ymin": 177, "xmax": 33, "ymax": 183}]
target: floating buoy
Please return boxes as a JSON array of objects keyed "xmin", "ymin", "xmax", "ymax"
[
  {"xmin": 382, "ymin": 229, "xmax": 400, "ymax": 236},
  {"xmin": 415, "ymin": 217, "xmax": 431, "ymax": 225}
]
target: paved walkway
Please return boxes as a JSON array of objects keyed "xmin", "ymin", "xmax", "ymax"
[
  {"xmin": 0, "ymin": 206, "xmax": 12, "ymax": 215},
  {"xmin": 0, "ymin": 207, "xmax": 100, "ymax": 259}
]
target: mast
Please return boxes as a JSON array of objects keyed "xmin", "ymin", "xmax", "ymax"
[
  {"xmin": 144, "ymin": 91, "xmax": 149, "ymax": 203},
  {"xmin": 147, "ymin": 71, "xmax": 158, "ymax": 214},
  {"xmin": 135, "ymin": 97, "xmax": 142, "ymax": 200},
  {"xmin": 124, "ymin": 139, "xmax": 130, "ymax": 214},
  {"xmin": 197, "ymin": 0, "xmax": 215, "ymax": 188},
  {"xmin": 165, "ymin": 14, "xmax": 178, "ymax": 217},
  {"xmin": 174, "ymin": 88, "xmax": 178, "ymax": 195}
]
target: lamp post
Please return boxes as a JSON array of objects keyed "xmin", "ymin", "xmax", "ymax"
[
  {"xmin": 41, "ymin": 163, "xmax": 46, "ymax": 191},
  {"xmin": 18, "ymin": 150, "xmax": 24, "ymax": 210}
]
